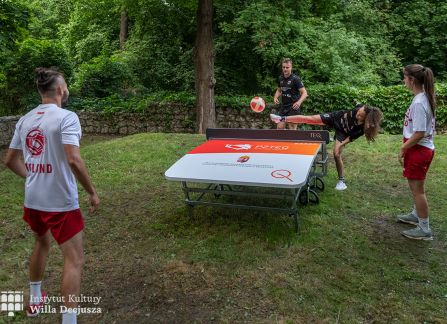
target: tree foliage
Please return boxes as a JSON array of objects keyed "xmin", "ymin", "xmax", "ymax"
[
  {"xmin": 389, "ymin": 0, "xmax": 447, "ymax": 79},
  {"xmin": 0, "ymin": 0, "xmax": 446, "ymax": 116},
  {"xmin": 0, "ymin": 0, "xmax": 29, "ymax": 51}
]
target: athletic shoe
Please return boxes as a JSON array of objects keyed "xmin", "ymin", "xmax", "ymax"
[
  {"xmin": 397, "ymin": 212, "xmax": 418, "ymax": 225},
  {"xmin": 26, "ymin": 291, "xmax": 47, "ymax": 317},
  {"xmin": 270, "ymin": 114, "xmax": 283, "ymax": 124},
  {"xmin": 401, "ymin": 226, "xmax": 433, "ymax": 241},
  {"xmin": 335, "ymin": 180, "xmax": 347, "ymax": 191}
]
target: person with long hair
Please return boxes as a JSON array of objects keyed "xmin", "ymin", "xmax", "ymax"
[
  {"xmin": 270, "ymin": 104, "xmax": 383, "ymax": 190},
  {"xmin": 397, "ymin": 64, "xmax": 436, "ymax": 240}
]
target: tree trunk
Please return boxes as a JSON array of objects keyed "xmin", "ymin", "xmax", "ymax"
[
  {"xmin": 119, "ymin": 8, "xmax": 128, "ymax": 49},
  {"xmin": 194, "ymin": 0, "xmax": 216, "ymax": 134}
]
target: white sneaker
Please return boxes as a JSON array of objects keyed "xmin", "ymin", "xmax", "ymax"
[
  {"xmin": 270, "ymin": 114, "xmax": 282, "ymax": 124},
  {"xmin": 335, "ymin": 180, "xmax": 347, "ymax": 191}
]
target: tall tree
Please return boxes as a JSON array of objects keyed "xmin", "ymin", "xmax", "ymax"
[
  {"xmin": 194, "ymin": 0, "xmax": 216, "ymax": 133},
  {"xmin": 119, "ymin": 7, "xmax": 128, "ymax": 49}
]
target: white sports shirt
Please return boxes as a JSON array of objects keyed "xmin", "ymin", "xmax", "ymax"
[
  {"xmin": 403, "ymin": 92, "xmax": 435, "ymax": 150},
  {"xmin": 9, "ymin": 104, "xmax": 82, "ymax": 211}
]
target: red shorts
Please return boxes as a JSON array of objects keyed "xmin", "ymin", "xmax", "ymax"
[
  {"xmin": 403, "ymin": 144, "xmax": 434, "ymax": 180},
  {"xmin": 23, "ymin": 208, "xmax": 84, "ymax": 245}
]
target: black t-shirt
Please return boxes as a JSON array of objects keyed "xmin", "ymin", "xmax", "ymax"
[
  {"xmin": 277, "ymin": 73, "xmax": 304, "ymax": 109},
  {"xmin": 320, "ymin": 107, "xmax": 364, "ymax": 142}
]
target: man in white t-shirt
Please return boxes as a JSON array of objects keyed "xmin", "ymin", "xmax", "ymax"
[{"xmin": 5, "ymin": 67, "xmax": 99, "ymax": 323}]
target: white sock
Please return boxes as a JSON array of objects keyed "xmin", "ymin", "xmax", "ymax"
[
  {"xmin": 418, "ymin": 217, "xmax": 430, "ymax": 232},
  {"xmin": 62, "ymin": 309, "xmax": 78, "ymax": 324},
  {"xmin": 411, "ymin": 205, "xmax": 418, "ymax": 217},
  {"xmin": 29, "ymin": 281, "xmax": 42, "ymax": 304}
]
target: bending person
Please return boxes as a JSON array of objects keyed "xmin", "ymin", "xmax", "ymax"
[{"xmin": 271, "ymin": 104, "xmax": 383, "ymax": 190}]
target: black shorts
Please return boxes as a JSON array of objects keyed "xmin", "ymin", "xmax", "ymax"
[
  {"xmin": 279, "ymin": 105, "xmax": 301, "ymax": 117},
  {"xmin": 320, "ymin": 111, "xmax": 349, "ymax": 142}
]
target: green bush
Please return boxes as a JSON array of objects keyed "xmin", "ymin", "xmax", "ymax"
[
  {"xmin": 67, "ymin": 83, "xmax": 447, "ymax": 134},
  {"xmin": 72, "ymin": 54, "xmax": 137, "ymax": 98},
  {"xmin": 2, "ymin": 37, "xmax": 71, "ymax": 114}
]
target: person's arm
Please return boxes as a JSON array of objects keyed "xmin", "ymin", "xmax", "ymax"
[
  {"xmin": 274, "ymin": 87, "xmax": 281, "ymax": 105},
  {"xmin": 5, "ymin": 149, "xmax": 27, "ymax": 178},
  {"xmin": 292, "ymin": 87, "xmax": 308, "ymax": 109},
  {"xmin": 63, "ymin": 144, "xmax": 100, "ymax": 213},
  {"xmin": 349, "ymin": 128, "xmax": 364, "ymax": 142},
  {"xmin": 398, "ymin": 131, "xmax": 425, "ymax": 165}
]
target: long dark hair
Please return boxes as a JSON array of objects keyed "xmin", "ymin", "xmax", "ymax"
[
  {"xmin": 363, "ymin": 105, "xmax": 383, "ymax": 142},
  {"xmin": 403, "ymin": 64, "xmax": 436, "ymax": 115}
]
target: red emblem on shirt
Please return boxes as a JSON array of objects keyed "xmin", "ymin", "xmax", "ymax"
[{"xmin": 26, "ymin": 128, "xmax": 45, "ymax": 156}]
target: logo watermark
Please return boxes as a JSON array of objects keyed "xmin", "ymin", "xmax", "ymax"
[
  {"xmin": 1, "ymin": 291, "xmax": 102, "ymax": 317},
  {"xmin": 30, "ymin": 294, "xmax": 103, "ymax": 315},
  {"xmin": 1, "ymin": 291, "xmax": 23, "ymax": 317}
]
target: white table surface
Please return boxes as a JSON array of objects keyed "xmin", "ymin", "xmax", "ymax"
[{"xmin": 165, "ymin": 139, "xmax": 321, "ymax": 189}]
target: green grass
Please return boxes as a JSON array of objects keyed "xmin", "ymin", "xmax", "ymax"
[{"xmin": 1, "ymin": 133, "xmax": 446, "ymax": 323}]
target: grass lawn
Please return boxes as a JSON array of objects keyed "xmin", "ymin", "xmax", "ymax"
[{"xmin": 1, "ymin": 132, "xmax": 446, "ymax": 323}]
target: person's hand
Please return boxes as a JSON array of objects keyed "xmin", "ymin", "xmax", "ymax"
[
  {"xmin": 292, "ymin": 101, "xmax": 301, "ymax": 110},
  {"xmin": 88, "ymin": 192, "xmax": 100, "ymax": 214},
  {"xmin": 274, "ymin": 97, "xmax": 280, "ymax": 105},
  {"xmin": 398, "ymin": 147, "xmax": 406, "ymax": 166},
  {"xmin": 270, "ymin": 114, "xmax": 284, "ymax": 124}
]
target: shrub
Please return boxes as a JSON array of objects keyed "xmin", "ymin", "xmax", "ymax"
[
  {"xmin": 3, "ymin": 37, "xmax": 71, "ymax": 114},
  {"xmin": 67, "ymin": 83, "xmax": 447, "ymax": 134},
  {"xmin": 71, "ymin": 54, "xmax": 137, "ymax": 98}
]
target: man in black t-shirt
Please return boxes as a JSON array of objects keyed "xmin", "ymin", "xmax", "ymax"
[{"xmin": 273, "ymin": 58, "xmax": 308, "ymax": 130}]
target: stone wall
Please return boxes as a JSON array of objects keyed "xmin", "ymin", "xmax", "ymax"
[
  {"xmin": 77, "ymin": 103, "xmax": 274, "ymax": 135},
  {"xmin": 0, "ymin": 116, "xmax": 20, "ymax": 147},
  {"xmin": 0, "ymin": 104, "xmax": 275, "ymax": 146}
]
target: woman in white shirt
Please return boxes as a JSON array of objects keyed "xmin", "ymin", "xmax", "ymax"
[{"xmin": 397, "ymin": 64, "xmax": 436, "ymax": 240}]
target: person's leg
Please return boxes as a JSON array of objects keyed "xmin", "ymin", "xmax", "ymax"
[
  {"xmin": 397, "ymin": 180, "xmax": 424, "ymax": 224},
  {"xmin": 29, "ymin": 230, "xmax": 51, "ymax": 282},
  {"xmin": 333, "ymin": 140, "xmax": 345, "ymax": 179},
  {"xmin": 277, "ymin": 121, "xmax": 286, "ymax": 129},
  {"xmin": 286, "ymin": 114, "xmax": 325, "ymax": 125},
  {"xmin": 400, "ymin": 145, "xmax": 434, "ymax": 239},
  {"xmin": 408, "ymin": 179, "xmax": 429, "ymax": 219},
  {"xmin": 287, "ymin": 122, "xmax": 298, "ymax": 130},
  {"xmin": 333, "ymin": 140, "xmax": 348, "ymax": 190},
  {"xmin": 60, "ymin": 231, "xmax": 84, "ymax": 323},
  {"xmin": 401, "ymin": 179, "xmax": 432, "ymax": 239},
  {"xmin": 59, "ymin": 231, "xmax": 84, "ymax": 309},
  {"xmin": 28, "ymin": 230, "xmax": 51, "ymax": 306}
]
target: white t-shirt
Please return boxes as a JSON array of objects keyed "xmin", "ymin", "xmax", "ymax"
[
  {"xmin": 403, "ymin": 92, "xmax": 435, "ymax": 150},
  {"xmin": 9, "ymin": 104, "xmax": 82, "ymax": 211}
]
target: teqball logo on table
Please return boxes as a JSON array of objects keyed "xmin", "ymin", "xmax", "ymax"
[
  {"xmin": 225, "ymin": 144, "xmax": 251, "ymax": 150},
  {"xmin": 237, "ymin": 155, "xmax": 250, "ymax": 163},
  {"xmin": 26, "ymin": 128, "xmax": 45, "ymax": 157}
]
